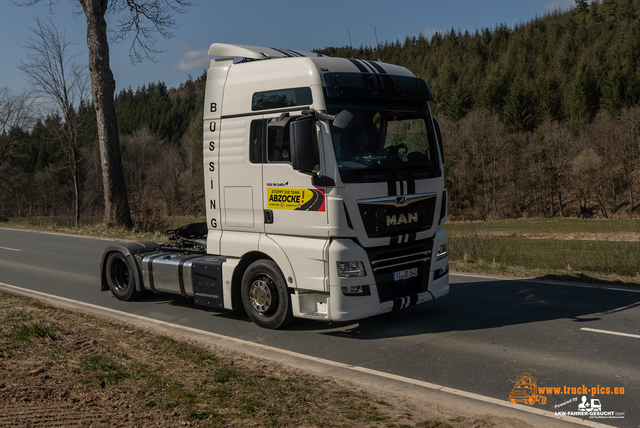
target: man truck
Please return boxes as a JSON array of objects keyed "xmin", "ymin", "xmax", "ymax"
[{"xmin": 100, "ymin": 43, "xmax": 449, "ymax": 329}]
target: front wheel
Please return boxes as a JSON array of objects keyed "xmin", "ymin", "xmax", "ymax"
[
  {"xmin": 241, "ymin": 260, "xmax": 293, "ymax": 329},
  {"xmin": 105, "ymin": 252, "xmax": 140, "ymax": 301}
]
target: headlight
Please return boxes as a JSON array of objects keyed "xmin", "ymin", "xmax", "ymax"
[
  {"xmin": 337, "ymin": 261, "xmax": 367, "ymax": 277},
  {"xmin": 436, "ymin": 243, "xmax": 448, "ymax": 261}
]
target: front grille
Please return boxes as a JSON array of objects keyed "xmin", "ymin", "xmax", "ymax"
[
  {"xmin": 358, "ymin": 193, "xmax": 437, "ymax": 238},
  {"xmin": 366, "ymin": 239, "xmax": 433, "ymax": 302}
]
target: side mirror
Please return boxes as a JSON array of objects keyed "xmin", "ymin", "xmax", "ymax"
[
  {"xmin": 290, "ymin": 116, "xmax": 316, "ymax": 174},
  {"xmin": 333, "ymin": 110, "xmax": 355, "ymax": 131}
]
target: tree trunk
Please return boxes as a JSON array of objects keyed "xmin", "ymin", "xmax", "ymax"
[{"xmin": 79, "ymin": 0, "xmax": 133, "ymax": 228}]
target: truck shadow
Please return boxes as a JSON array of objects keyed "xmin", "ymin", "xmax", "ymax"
[
  {"xmin": 131, "ymin": 276, "xmax": 640, "ymax": 339},
  {"xmin": 316, "ymin": 277, "xmax": 640, "ymax": 340}
]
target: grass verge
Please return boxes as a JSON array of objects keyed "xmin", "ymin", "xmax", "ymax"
[{"xmin": 0, "ymin": 291, "xmax": 471, "ymax": 428}]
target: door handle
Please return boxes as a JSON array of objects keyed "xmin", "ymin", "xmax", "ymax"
[{"xmin": 264, "ymin": 210, "xmax": 274, "ymax": 224}]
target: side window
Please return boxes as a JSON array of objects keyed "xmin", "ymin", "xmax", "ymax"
[
  {"xmin": 267, "ymin": 125, "xmax": 291, "ymax": 163},
  {"xmin": 249, "ymin": 119, "xmax": 264, "ymax": 163},
  {"xmin": 256, "ymin": 115, "xmax": 320, "ymax": 169},
  {"xmin": 252, "ymin": 87, "xmax": 312, "ymax": 111}
]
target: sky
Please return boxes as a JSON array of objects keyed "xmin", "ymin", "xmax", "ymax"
[{"xmin": 3, "ymin": 0, "xmax": 579, "ymax": 97}]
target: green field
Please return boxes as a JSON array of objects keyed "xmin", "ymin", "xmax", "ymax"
[
  {"xmin": 445, "ymin": 218, "xmax": 640, "ymax": 236},
  {"xmin": 445, "ymin": 219, "xmax": 640, "ymax": 285}
]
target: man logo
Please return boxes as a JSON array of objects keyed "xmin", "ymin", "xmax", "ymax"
[
  {"xmin": 396, "ymin": 196, "xmax": 407, "ymax": 206},
  {"xmin": 387, "ymin": 213, "xmax": 418, "ymax": 226}
]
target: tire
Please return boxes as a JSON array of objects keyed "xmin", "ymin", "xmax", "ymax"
[
  {"xmin": 241, "ymin": 260, "xmax": 293, "ymax": 329},
  {"xmin": 105, "ymin": 252, "xmax": 140, "ymax": 301}
]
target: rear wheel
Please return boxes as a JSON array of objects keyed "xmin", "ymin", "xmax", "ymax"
[
  {"xmin": 105, "ymin": 252, "xmax": 140, "ymax": 301},
  {"xmin": 241, "ymin": 260, "xmax": 293, "ymax": 329}
]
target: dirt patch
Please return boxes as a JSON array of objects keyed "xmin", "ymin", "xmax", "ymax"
[{"xmin": 0, "ymin": 291, "xmax": 533, "ymax": 428}]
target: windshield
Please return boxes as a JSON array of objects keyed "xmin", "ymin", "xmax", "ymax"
[{"xmin": 327, "ymin": 102, "xmax": 442, "ymax": 183}]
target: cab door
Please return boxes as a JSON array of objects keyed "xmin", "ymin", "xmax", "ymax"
[
  {"xmin": 262, "ymin": 114, "xmax": 328, "ymax": 238},
  {"xmin": 261, "ymin": 114, "xmax": 329, "ymax": 293}
]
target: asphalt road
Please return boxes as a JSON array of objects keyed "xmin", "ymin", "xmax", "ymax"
[{"xmin": 1, "ymin": 227, "xmax": 638, "ymax": 427}]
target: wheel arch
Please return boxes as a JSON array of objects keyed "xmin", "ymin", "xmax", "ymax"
[
  {"xmin": 231, "ymin": 251, "xmax": 275, "ymax": 310},
  {"xmin": 100, "ymin": 241, "xmax": 159, "ymax": 292}
]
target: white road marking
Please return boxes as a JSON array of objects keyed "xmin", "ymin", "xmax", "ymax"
[
  {"xmin": 0, "ymin": 246, "xmax": 22, "ymax": 252},
  {"xmin": 0, "ymin": 281, "xmax": 616, "ymax": 428},
  {"xmin": 581, "ymin": 327, "xmax": 640, "ymax": 340}
]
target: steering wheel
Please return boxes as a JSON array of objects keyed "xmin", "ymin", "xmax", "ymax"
[{"xmin": 385, "ymin": 143, "xmax": 408, "ymax": 157}]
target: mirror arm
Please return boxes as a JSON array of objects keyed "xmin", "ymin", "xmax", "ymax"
[{"xmin": 302, "ymin": 109, "xmax": 334, "ymax": 122}]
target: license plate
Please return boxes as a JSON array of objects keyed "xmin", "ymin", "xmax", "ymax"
[{"xmin": 393, "ymin": 267, "xmax": 418, "ymax": 281}]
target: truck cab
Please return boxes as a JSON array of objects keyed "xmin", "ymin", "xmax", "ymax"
[{"xmin": 101, "ymin": 44, "xmax": 449, "ymax": 329}]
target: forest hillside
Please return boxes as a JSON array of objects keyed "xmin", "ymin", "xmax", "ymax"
[{"xmin": 1, "ymin": 0, "xmax": 639, "ymax": 228}]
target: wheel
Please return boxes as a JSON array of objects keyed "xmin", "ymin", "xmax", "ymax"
[
  {"xmin": 105, "ymin": 252, "xmax": 140, "ymax": 301},
  {"xmin": 241, "ymin": 260, "xmax": 293, "ymax": 329}
]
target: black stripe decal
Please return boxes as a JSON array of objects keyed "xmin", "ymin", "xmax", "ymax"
[
  {"xmin": 389, "ymin": 236, "xmax": 399, "ymax": 245},
  {"xmin": 392, "ymin": 298, "xmax": 403, "ymax": 311},
  {"xmin": 407, "ymin": 233, "xmax": 417, "ymax": 243},
  {"xmin": 366, "ymin": 60, "xmax": 387, "ymax": 74},
  {"xmin": 387, "ymin": 181, "xmax": 397, "ymax": 196},
  {"xmin": 410, "ymin": 294, "xmax": 419, "ymax": 306},
  {"xmin": 400, "ymin": 181, "xmax": 405, "ymax": 195},
  {"xmin": 284, "ymin": 49, "xmax": 305, "ymax": 57},
  {"xmin": 270, "ymin": 47, "xmax": 293, "ymax": 57},
  {"xmin": 407, "ymin": 180, "xmax": 416, "ymax": 195},
  {"xmin": 348, "ymin": 58, "xmax": 369, "ymax": 73},
  {"xmin": 358, "ymin": 59, "xmax": 377, "ymax": 73}
]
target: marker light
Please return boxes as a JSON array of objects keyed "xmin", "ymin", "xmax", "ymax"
[{"xmin": 436, "ymin": 243, "xmax": 448, "ymax": 261}]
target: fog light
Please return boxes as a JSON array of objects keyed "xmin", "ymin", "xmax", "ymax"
[
  {"xmin": 434, "ymin": 264, "xmax": 449, "ymax": 280},
  {"xmin": 337, "ymin": 261, "xmax": 366, "ymax": 277},
  {"xmin": 436, "ymin": 243, "xmax": 448, "ymax": 261},
  {"xmin": 341, "ymin": 285, "xmax": 371, "ymax": 296}
]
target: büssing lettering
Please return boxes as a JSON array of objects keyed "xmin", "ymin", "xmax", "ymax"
[{"xmin": 387, "ymin": 212, "xmax": 418, "ymax": 226}]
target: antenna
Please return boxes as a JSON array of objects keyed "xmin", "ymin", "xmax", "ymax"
[{"xmin": 348, "ymin": 28, "xmax": 354, "ymax": 58}]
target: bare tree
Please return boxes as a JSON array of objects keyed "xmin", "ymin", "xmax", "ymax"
[
  {"xmin": 15, "ymin": 0, "xmax": 194, "ymax": 228},
  {"xmin": 18, "ymin": 17, "xmax": 90, "ymax": 226},
  {"xmin": 0, "ymin": 88, "xmax": 34, "ymax": 167},
  {"xmin": 0, "ymin": 88, "xmax": 34, "ymax": 219}
]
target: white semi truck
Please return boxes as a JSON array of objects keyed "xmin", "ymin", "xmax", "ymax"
[{"xmin": 100, "ymin": 43, "xmax": 449, "ymax": 329}]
